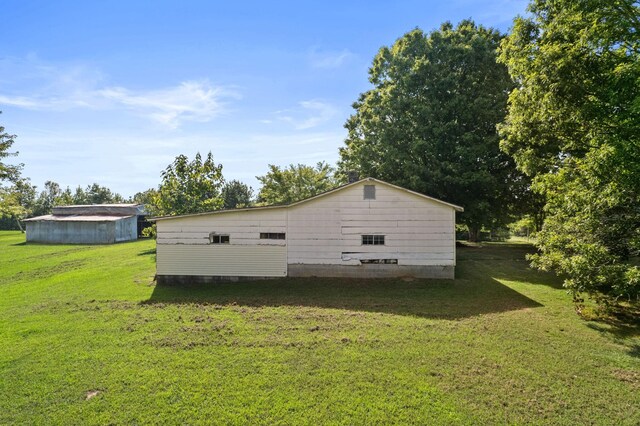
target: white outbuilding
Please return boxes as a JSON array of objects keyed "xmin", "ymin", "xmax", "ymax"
[{"xmin": 152, "ymin": 178, "xmax": 463, "ymax": 283}]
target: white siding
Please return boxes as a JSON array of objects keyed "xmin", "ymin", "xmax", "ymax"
[
  {"xmin": 156, "ymin": 209, "xmax": 286, "ymax": 245},
  {"xmin": 287, "ymin": 182, "xmax": 455, "ymax": 266},
  {"xmin": 157, "ymin": 244, "xmax": 286, "ymax": 277},
  {"xmin": 155, "ymin": 179, "xmax": 458, "ymax": 277},
  {"xmin": 156, "ymin": 209, "xmax": 287, "ymax": 277}
]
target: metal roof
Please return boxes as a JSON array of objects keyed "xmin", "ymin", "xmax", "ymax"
[
  {"xmin": 51, "ymin": 204, "xmax": 144, "ymax": 216},
  {"xmin": 24, "ymin": 215, "xmax": 135, "ymax": 222}
]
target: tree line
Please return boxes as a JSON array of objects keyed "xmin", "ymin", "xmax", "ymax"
[
  {"xmin": 0, "ymin": 138, "xmax": 340, "ymax": 228},
  {"xmin": 134, "ymin": 156, "xmax": 340, "ymax": 217},
  {"xmin": 1, "ymin": 0, "xmax": 638, "ymax": 310}
]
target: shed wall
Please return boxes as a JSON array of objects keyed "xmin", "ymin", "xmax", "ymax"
[
  {"xmin": 287, "ymin": 182, "xmax": 456, "ymax": 267},
  {"xmin": 155, "ymin": 209, "xmax": 288, "ymax": 278},
  {"xmin": 26, "ymin": 220, "xmax": 116, "ymax": 244},
  {"xmin": 115, "ymin": 216, "xmax": 138, "ymax": 242},
  {"xmin": 154, "ymin": 180, "xmax": 457, "ymax": 280},
  {"xmin": 156, "ymin": 209, "xmax": 287, "ymax": 245},
  {"xmin": 156, "ymin": 245, "xmax": 287, "ymax": 277}
]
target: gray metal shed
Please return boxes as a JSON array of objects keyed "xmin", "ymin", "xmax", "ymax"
[{"xmin": 24, "ymin": 204, "xmax": 144, "ymax": 244}]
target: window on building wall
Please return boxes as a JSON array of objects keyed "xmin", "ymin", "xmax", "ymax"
[
  {"xmin": 362, "ymin": 235, "xmax": 385, "ymax": 245},
  {"xmin": 260, "ymin": 232, "xmax": 286, "ymax": 240},
  {"xmin": 209, "ymin": 233, "xmax": 230, "ymax": 244},
  {"xmin": 363, "ymin": 185, "xmax": 376, "ymax": 200}
]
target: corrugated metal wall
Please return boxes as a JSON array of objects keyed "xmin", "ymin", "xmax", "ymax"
[
  {"xmin": 115, "ymin": 217, "xmax": 138, "ymax": 242},
  {"xmin": 156, "ymin": 244, "xmax": 287, "ymax": 277},
  {"xmin": 26, "ymin": 217, "xmax": 139, "ymax": 244},
  {"xmin": 26, "ymin": 221, "xmax": 116, "ymax": 244}
]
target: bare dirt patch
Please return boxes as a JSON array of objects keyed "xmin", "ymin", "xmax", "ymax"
[
  {"xmin": 612, "ymin": 369, "xmax": 640, "ymax": 388},
  {"xmin": 85, "ymin": 390, "xmax": 101, "ymax": 400}
]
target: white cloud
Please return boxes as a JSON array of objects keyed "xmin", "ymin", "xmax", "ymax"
[
  {"xmin": 273, "ymin": 99, "xmax": 339, "ymax": 130},
  {"xmin": 308, "ymin": 48, "xmax": 353, "ymax": 69},
  {"xmin": 97, "ymin": 81, "xmax": 235, "ymax": 129},
  {"xmin": 0, "ymin": 57, "xmax": 237, "ymax": 128},
  {"xmin": 296, "ymin": 100, "xmax": 339, "ymax": 129}
]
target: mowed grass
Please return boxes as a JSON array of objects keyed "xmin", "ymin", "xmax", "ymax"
[{"xmin": 0, "ymin": 232, "xmax": 638, "ymax": 425}]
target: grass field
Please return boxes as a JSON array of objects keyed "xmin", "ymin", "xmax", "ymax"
[{"xmin": 1, "ymin": 231, "xmax": 638, "ymax": 425}]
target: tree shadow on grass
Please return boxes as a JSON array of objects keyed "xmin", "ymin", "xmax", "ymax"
[
  {"xmin": 457, "ymin": 243, "xmax": 564, "ymax": 289},
  {"xmin": 145, "ymin": 276, "xmax": 542, "ymax": 320},
  {"xmin": 145, "ymin": 242, "xmax": 548, "ymax": 320},
  {"xmin": 585, "ymin": 307, "xmax": 640, "ymax": 358},
  {"xmin": 137, "ymin": 248, "xmax": 156, "ymax": 256}
]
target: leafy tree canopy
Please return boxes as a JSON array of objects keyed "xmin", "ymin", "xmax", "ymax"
[
  {"xmin": 153, "ymin": 152, "xmax": 224, "ymax": 216},
  {"xmin": 0, "ymin": 113, "xmax": 21, "ymax": 183},
  {"xmin": 0, "ymin": 177, "xmax": 36, "ymax": 231},
  {"xmin": 339, "ymin": 20, "xmax": 520, "ymax": 240},
  {"xmin": 257, "ymin": 162, "xmax": 340, "ymax": 205},
  {"xmin": 133, "ymin": 188, "xmax": 160, "ymax": 215},
  {"xmin": 499, "ymin": 0, "xmax": 640, "ymax": 306},
  {"xmin": 72, "ymin": 183, "xmax": 126, "ymax": 205},
  {"xmin": 221, "ymin": 180, "xmax": 254, "ymax": 209},
  {"xmin": 0, "ymin": 114, "xmax": 29, "ymax": 228},
  {"xmin": 29, "ymin": 181, "xmax": 126, "ymax": 218}
]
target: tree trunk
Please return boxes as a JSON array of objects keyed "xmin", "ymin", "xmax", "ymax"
[
  {"xmin": 15, "ymin": 217, "xmax": 24, "ymax": 233},
  {"xmin": 468, "ymin": 227, "xmax": 480, "ymax": 242}
]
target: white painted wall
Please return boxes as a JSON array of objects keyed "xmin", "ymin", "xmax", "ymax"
[
  {"xmin": 155, "ymin": 180, "xmax": 458, "ymax": 277},
  {"xmin": 287, "ymin": 182, "xmax": 456, "ymax": 266},
  {"xmin": 156, "ymin": 209, "xmax": 286, "ymax": 246},
  {"xmin": 156, "ymin": 244, "xmax": 287, "ymax": 277},
  {"xmin": 155, "ymin": 209, "xmax": 287, "ymax": 277}
]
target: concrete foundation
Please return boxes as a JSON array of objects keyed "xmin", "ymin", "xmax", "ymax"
[
  {"xmin": 287, "ymin": 263, "xmax": 455, "ymax": 279},
  {"xmin": 157, "ymin": 275, "xmax": 278, "ymax": 285},
  {"xmin": 157, "ymin": 263, "xmax": 455, "ymax": 284}
]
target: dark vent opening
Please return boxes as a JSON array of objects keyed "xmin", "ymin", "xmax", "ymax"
[
  {"xmin": 364, "ymin": 185, "xmax": 376, "ymax": 200},
  {"xmin": 360, "ymin": 259, "xmax": 398, "ymax": 264},
  {"xmin": 260, "ymin": 232, "xmax": 286, "ymax": 240}
]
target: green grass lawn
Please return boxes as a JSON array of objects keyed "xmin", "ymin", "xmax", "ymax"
[{"xmin": 1, "ymin": 231, "xmax": 638, "ymax": 425}]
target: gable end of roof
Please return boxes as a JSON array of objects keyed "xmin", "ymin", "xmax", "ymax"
[{"xmin": 150, "ymin": 177, "xmax": 463, "ymax": 221}]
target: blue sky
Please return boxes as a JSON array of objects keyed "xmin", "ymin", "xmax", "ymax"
[{"xmin": 1, "ymin": 0, "xmax": 528, "ymax": 198}]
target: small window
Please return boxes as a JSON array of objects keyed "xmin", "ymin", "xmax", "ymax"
[
  {"xmin": 364, "ymin": 185, "xmax": 376, "ymax": 200},
  {"xmin": 260, "ymin": 232, "xmax": 286, "ymax": 240},
  {"xmin": 362, "ymin": 235, "xmax": 385, "ymax": 245},
  {"xmin": 209, "ymin": 233, "xmax": 230, "ymax": 244}
]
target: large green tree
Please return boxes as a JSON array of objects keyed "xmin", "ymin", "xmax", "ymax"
[
  {"xmin": 339, "ymin": 21, "xmax": 518, "ymax": 241},
  {"xmin": 499, "ymin": 0, "xmax": 640, "ymax": 307},
  {"xmin": 0, "ymin": 114, "xmax": 29, "ymax": 229},
  {"xmin": 256, "ymin": 162, "xmax": 339, "ymax": 205},
  {"xmin": 0, "ymin": 177, "xmax": 36, "ymax": 231},
  {"xmin": 132, "ymin": 188, "xmax": 160, "ymax": 215},
  {"xmin": 221, "ymin": 180, "xmax": 254, "ymax": 209},
  {"xmin": 0, "ymin": 114, "xmax": 21, "ymax": 183},
  {"xmin": 154, "ymin": 152, "xmax": 224, "ymax": 216}
]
